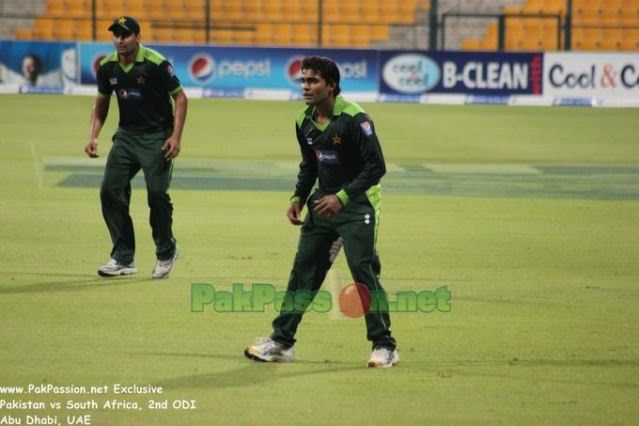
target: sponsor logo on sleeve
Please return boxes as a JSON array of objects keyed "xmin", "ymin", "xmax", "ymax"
[{"xmin": 360, "ymin": 121, "xmax": 373, "ymax": 136}]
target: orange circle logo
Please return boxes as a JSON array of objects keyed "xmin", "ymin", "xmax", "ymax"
[{"xmin": 338, "ymin": 283, "xmax": 371, "ymax": 318}]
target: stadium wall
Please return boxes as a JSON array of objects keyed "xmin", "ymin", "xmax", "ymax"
[{"xmin": 1, "ymin": 40, "xmax": 638, "ymax": 107}]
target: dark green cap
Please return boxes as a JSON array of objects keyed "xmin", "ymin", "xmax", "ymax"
[{"xmin": 108, "ymin": 16, "xmax": 140, "ymax": 34}]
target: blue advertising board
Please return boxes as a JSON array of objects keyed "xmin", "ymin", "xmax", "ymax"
[
  {"xmin": 379, "ymin": 51, "xmax": 543, "ymax": 96},
  {"xmin": 0, "ymin": 40, "xmax": 77, "ymax": 89},
  {"xmin": 79, "ymin": 43, "xmax": 378, "ymax": 94},
  {"xmin": 1, "ymin": 41, "xmax": 554, "ymax": 101}
]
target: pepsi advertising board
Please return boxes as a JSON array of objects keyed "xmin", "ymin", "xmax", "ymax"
[
  {"xmin": 544, "ymin": 53, "xmax": 639, "ymax": 101},
  {"xmin": 6, "ymin": 40, "xmax": 639, "ymax": 106},
  {"xmin": 79, "ymin": 43, "xmax": 378, "ymax": 94},
  {"xmin": 78, "ymin": 42, "xmax": 112, "ymax": 85},
  {"xmin": 379, "ymin": 51, "xmax": 543, "ymax": 96}
]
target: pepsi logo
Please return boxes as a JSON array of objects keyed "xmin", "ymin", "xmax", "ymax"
[
  {"xmin": 286, "ymin": 56, "xmax": 304, "ymax": 86},
  {"xmin": 189, "ymin": 54, "xmax": 215, "ymax": 84}
]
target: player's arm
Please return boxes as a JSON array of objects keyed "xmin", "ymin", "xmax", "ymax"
[
  {"xmin": 85, "ymin": 63, "xmax": 113, "ymax": 158},
  {"xmin": 159, "ymin": 60, "xmax": 187, "ymax": 160},
  {"xmin": 84, "ymin": 94, "xmax": 110, "ymax": 158},
  {"xmin": 163, "ymin": 89, "xmax": 188, "ymax": 160},
  {"xmin": 337, "ymin": 114, "xmax": 386, "ymax": 205},
  {"xmin": 288, "ymin": 124, "xmax": 318, "ymax": 225}
]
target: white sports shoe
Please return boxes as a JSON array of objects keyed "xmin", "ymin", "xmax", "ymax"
[
  {"xmin": 152, "ymin": 245, "xmax": 179, "ymax": 279},
  {"xmin": 97, "ymin": 259, "xmax": 137, "ymax": 277},
  {"xmin": 368, "ymin": 347, "xmax": 400, "ymax": 368},
  {"xmin": 244, "ymin": 337, "xmax": 295, "ymax": 362}
]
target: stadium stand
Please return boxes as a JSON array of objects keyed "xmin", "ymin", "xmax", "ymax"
[
  {"xmin": 461, "ymin": 0, "xmax": 639, "ymax": 51},
  {"xmin": 9, "ymin": 0, "xmax": 638, "ymax": 50},
  {"xmin": 12, "ymin": 0, "xmax": 430, "ymax": 47}
]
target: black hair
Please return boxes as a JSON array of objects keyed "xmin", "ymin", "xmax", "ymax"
[
  {"xmin": 301, "ymin": 56, "xmax": 341, "ymax": 96},
  {"xmin": 23, "ymin": 54, "xmax": 43, "ymax": 73}
]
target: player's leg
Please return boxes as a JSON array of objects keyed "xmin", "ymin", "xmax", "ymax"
[
  {"xmin": 270, "ymin": 214, "xmax": 338, "ymax": 347},
  {"xmin": 99, "ymin": 130, "xmax": 141, "ymax": 275},
  {"xmin": 246, "ymin": 215, "xmax": 338, "ymax": 362},
  {"xmin": 337, "ymin": 199, "xmax": 397, "ymax": 353},
  {"xmin": 138, "ymin": 130, "xmax": 177, "ymax": 278}
]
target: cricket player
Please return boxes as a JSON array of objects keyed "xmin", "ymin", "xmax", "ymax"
[
  {"xmin": 84, "ymin": 16, "xmax": 187, "ymax": 279},
  {"xmin": 245, "ymin": 56, "xmax": 399, "ymax": 368}
]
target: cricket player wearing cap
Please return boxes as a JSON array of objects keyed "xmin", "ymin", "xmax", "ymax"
[
  {"xmin": 245, "ymin": 56, "xmax": 399, "ymax": 368},
  {"xmin": 84, "ymin": 16, "xmax": 187, "ymax": 279}
]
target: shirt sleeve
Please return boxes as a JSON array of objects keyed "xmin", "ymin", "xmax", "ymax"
[
  {"xmin": 292, "ymin": 122, "xmax": 318, "ymax": 205},
  {"xmin": 96, "ymin": 64, "xmax": 112, "ymax": 96},
  {"xmin": 158, "ymin": 60, "xmax": 182, "ymax": 95},
  {"xmin": 341, "ymin": 113, "xmax": 386, "ymax": 201}
]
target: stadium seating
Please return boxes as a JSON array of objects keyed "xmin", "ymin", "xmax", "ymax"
[
  {"xmin": 462, "ymin": 0, "xmax": 639, "ymax": 52},
  {"xmin": 13, "ymin": 0, "xmax": 639, "ymax": 51},
  {"xmin": 13, "ymin": 0, "xmax": 430, "ymax": 47}
]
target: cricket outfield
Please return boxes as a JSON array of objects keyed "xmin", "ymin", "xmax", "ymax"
[{"xmin": 0, "ymin": 95, "xmax": 637, "ymax": 425}]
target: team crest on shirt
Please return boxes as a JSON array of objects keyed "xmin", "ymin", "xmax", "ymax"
[
  {"xmin": 109, "ymin": 78, "xmax": 118, "ymax": 85},
  {"xmin": 136, "ymin": 75, "xmax": 145, "ymax": 85},
  {"xmin": 360, "ymin": 121, "xmax": 373, "ymax": 137},
  {"xmin": 306, "ymin": 137, "xmax": 313, "ymax": 145},
  {"xmin": 332, "ymin": 134, "xmax": 342, "ymax": 145}
]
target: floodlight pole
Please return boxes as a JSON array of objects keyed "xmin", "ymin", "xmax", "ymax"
[
  {"xmin": 318, "ymin": 0, "xmax": 323, "ymax": 47},
  {"xmin": 205, "ymin": 0, "xmax": 211, "ymax": 44},
  {"xmin": 565, "ymin": 0, "xmax": 572, "ymax": 50},
  {"xmin": 91, "ymin": 0, "xmax": 96, "ymax": 41},
  {"xmin": 497, "ymin": 14, "xmax": 505, "ymax": 51},
  {"xmin": 429, "ymin": 0, "xmax": 438, "ymax": 50}
]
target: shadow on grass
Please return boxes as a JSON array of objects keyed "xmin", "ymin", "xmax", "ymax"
[
  {"xmin": 441, "ymin": 359, "xmax": 639, "ymax": 389},
  {"xmin": 0, "ymin": 271, "xmax": 154, "ymax": 294},
  {"xmin": 428, "ymin": 358, "xmax": 639, "ymax": 368},
  {"xmin": 134, "ymin": 351, "xmax": 364, "ymax": 390}
]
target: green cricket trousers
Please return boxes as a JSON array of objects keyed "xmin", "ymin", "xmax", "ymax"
[
  {"xmin": 271, "ymin": 187, "xmax": 397, "ymax": 350},
  {"xmin": 100, "ymin": 128, "xmax": 176, "ymax": 264}
]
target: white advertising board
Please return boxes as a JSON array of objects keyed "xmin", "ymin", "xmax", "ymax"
[{"xmin": 544, "ymin": 53, "xmax": 639, "ymax": 106}]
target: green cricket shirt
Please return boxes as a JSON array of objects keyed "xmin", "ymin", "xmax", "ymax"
[
  {"xmin": 96, "ymin": 45, "xmax": 183, "ymax": 132},
  {"xmin": 293, "ymin": 95, "xmax": 386, "ymax": 206}
]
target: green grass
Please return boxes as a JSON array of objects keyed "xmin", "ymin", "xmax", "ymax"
[{"xmin": 0, "ymin": 95, "xmax": 638, "ymax": 425}]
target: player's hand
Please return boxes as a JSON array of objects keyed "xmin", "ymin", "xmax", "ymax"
[
  {"xmin": 84, "ymin": 139, "xmax": 99, "ymax": 158},
  {"xmin": 313, "ymin": 195, "xmax": 343, "ymax": 218},
  {"xmin": 162, "ymin": 135, "xmax": 181, "ymax": 160},
  {"xmin": 287, "ymin": 202, "xmax": 304, "ymax": 225}
]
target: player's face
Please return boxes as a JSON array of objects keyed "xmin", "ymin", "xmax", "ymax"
[
  {"xmin": 300, "ymin": 68, "xmax": 335, "ymax": 106},
  {"xmin": 112, "ymin": 30, "xmax": 140, "ymax": 56},
  {"xmin": 22, "ymin": 57, "xmax": 38, "ymax": 82}
]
